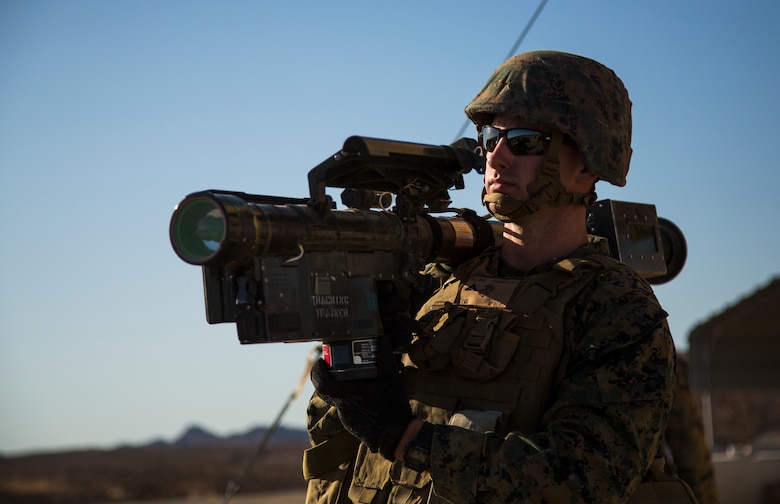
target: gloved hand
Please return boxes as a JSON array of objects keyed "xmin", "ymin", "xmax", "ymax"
[
  {"xmin": 311, "ymin": 358, "xmax": 413, "ymax": 460},
  {"xmin": 311, "ymin": 281, "xmax": 416, "ymax": 460}
]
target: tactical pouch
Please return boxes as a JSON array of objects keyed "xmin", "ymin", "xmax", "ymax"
[
  {"xmin": 410, "ymin": 303, "xmax": 521, "ymax": 382},
  {"xmin": 347, "ymin": 444, "xmax": 433, "ymax": 504},
  {"xmin": 305, "ymin": 464, "xmax": 354, "ymax": 504},
  {"xmin": 303, "ymin": 431, "xmax": 361, "ymax": 480}
]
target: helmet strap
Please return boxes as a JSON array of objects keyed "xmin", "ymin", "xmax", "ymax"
[{"xmin": 482, "ymin": 130, "xmax": 596, "ymax": 222}]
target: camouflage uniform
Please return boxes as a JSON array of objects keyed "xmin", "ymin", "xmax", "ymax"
[
  {"xmin": 305, "ymin": 50, "xmax": 680, "ymax": 503},
  {"xmin": 306, "ymin": 241, "xmax": 676, "ymax": 503},
  {"xmin": 664, "ymin": 355, "xmax": 719, "ymax": 503}
]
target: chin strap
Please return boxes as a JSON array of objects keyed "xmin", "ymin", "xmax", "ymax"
[{"xmin": 483, "ymin": 130, "xmax": 596, "ymax": 222}]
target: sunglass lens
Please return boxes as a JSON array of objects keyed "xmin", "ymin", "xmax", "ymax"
[
  {"xmin": 505, "ymin": 130, "xmax": 546, "ymax": 155},
  {"xmin": 481, "ymin": 126, "xmax": 548, "ymax": 156},
  {"xmin": 481, "ymin": 126, "xmax": 500, "ymax": 152}
]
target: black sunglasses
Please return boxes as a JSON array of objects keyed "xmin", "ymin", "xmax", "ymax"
[{"xmin": 479, "ymin": 126, "xmax": 551, "ymax": 156}]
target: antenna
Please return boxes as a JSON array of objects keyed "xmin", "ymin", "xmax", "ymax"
[{"xmin": 453, "ymin": 0, "xmax": 549, "ymax": 141}]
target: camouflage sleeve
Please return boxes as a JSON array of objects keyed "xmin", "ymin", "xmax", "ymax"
[
  {"xmin": 303, "ymin": 391, "xmax": 359, "ymax": 503},
  {"xmin": 665, "ymin": 357, "xmax": 719, "ymax": 503},
  {"xmin": 306, "ymin": 391, "xmax": 349, "ymax": 445},
  {"xmin": 428, "ymin": 269, "xmax": 676, "ymax": 503}
]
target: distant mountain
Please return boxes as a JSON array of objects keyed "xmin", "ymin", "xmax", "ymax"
[
  {"xmin": 171, "ymin": 424, "xmax": 309, "ymax": 448},
  {"xmin": 173, "ymin": 425, "xmax": 222, "ymax": 447},
  {"xmin": 226, "ymin": 425, "xmax": 309, "ymax": 444},
  {"xmin": 1, "ymin": 426, "xmax": 311, "ymax": 502}
]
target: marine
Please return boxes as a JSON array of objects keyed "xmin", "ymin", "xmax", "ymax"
[{"xmin": 305, "ymin": 50, "xmax": 696, "ymax": 504}]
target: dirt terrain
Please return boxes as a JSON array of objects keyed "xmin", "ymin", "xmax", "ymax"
[
  {"xmin": 102, "ymin": 490, "xmax": 306, "ymax": 504},
  {"xmin": 0, "ymin": 441, "xmax": 310, "ymax": 504}
]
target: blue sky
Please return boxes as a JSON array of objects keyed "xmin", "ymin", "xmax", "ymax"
[{"xmin": 1, "ymin": 0, "xmax": 778, "ymax": 455}]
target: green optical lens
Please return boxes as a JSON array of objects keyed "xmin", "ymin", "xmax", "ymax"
[{"xmin": 171, "ymin": 198, "xmax": 226, "ymax": 264}]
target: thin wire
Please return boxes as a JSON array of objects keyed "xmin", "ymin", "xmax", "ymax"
[
  {"xmin": 453, "ymin": 0, "xmax": 549, "ymax": 142},
  {"xmin": 217, "ymin": 7, "xmax": 550, "ymax": 500},
  {"xmin": 219, "ymin": 345, "xmax": 322, "ymax": 504}
]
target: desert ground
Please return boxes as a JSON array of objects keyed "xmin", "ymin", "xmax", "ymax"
[
  {"xmin": 98, "ymin": 489, "xmax": 306, "ymax": 504},
  {"xmin": 0, "ymin": 441, "xmax": 310, "ymax": 504}
]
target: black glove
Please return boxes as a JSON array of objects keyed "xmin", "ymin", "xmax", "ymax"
[
  {"xmin": 311, "ymin": 281, "xmax": 416, "ymax": 460},
  {"xmin": 311, "ymin": 282, "xmax": 416, "ymax": 460},
  {"xmin": 311, "ymin": 357, "xmax": 414, "ymax": 460}
]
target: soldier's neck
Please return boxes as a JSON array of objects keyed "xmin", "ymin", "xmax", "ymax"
[{"xmin": 499, "ymin": 205, "xmax": 589, "ymax": 272}]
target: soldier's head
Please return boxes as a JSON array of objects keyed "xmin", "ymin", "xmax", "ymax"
[{"xmin": 465, "ymin": 50, "xmax": 632, "ymax": 222}]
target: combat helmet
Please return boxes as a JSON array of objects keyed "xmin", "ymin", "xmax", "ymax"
[{"xmin": 466, "ymin": 50, "xmax": 632, "ymax": 188}]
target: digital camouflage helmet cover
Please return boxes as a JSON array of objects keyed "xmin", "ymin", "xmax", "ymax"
[{"xmin": 465, "ymin": 50, "xmax": 632, "ymax": 188}]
